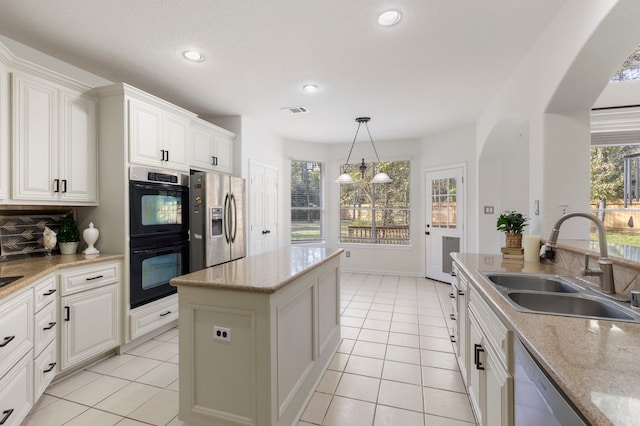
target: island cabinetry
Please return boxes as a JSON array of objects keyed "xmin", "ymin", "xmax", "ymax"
[
  {"xmin": 11, "ymin": 71, "xmax": 97, "ymax": 204},
  {"xmin": 467, "ymin": 285, "xmax": 513, "ymax": 426},
  {"xmin": 190, "ymin": 119, "xmax": 235, "ymax": 174},
  {"xmin": 58, "ymin": 261, "xmax": 120, "ymax": 372},
  {"xmin": 176, "ymin": 250, "xmax": 341, "ymax": 426},
  {"xmin": 128, "ymin": 97, "xmax": 190, "ymax": 171},
  {"xmin": 0, "ymin": 287, "xmax": 34, "ymax": 426}
]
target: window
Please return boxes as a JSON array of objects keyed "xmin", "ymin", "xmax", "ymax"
[
  {"xmin": 291, "ymin": 160, "xmax": 323, "ymax": 242},
  {"xmin": 611, "ymin": 45, "xmax": 640, "ymax": 82},
  {"xmin": 339, "ymin": 160, "xmax": 410, "ymax": 245},
  {"xmin": 431, "ymin": 178, "xmax": 458, "ymax": 229}
]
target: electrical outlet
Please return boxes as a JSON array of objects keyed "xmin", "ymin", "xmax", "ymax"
[
  {"xmin": 484, "ymin": 206, "xmax": 494, "ymax": 214},
  {"xmin": 558, "ymin": 203, "xmax": 569, "ymax": 215},
  {"xmin": 346, "ymin": 251, "xmax": 350, "ymax": 258},
  {"xmin": 213, "ymin": 326, "xmax": 231, "ymax": 342}
]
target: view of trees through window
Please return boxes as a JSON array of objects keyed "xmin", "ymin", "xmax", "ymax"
[
  {"xmin": 611, "ymin": 45, "xmax": 640, "ymax": 82},
  {"xmin": 591, "ymin": 145, "xmax": 640, "ymax": 253},
  {"xmin": 339, "ymin": 160, "xmax": 410, "ymax": 245},
  {"xmin": 291, "ymin": 160, "xmax": 322, "ymax": 242}
]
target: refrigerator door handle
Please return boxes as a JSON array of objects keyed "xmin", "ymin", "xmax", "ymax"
[
  {"xmin": 223, "ymin": 193, "xmax": 231, "ymax": 243},
  {"xmin": 231, "ymin": 194, "xmax": 238, "ymax": 242}
]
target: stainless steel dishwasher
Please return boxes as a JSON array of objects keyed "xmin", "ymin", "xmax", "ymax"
[{"xmin": 514, "ymin": 338, "xmax": 588, "ymax": 425}]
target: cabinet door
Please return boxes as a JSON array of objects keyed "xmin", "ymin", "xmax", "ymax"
[
  {"xmin": 12, "ymin": 73, "xmax": 58, "ymax": 201},
  {"xmin": 485, "ymin": 347, "xmax": 513, "ymax": 426},
  {"xmin": 59, "ymin": 90, "xmax": 98, "ymax": 203},
  {"xmin": 467, "ymin": 313, "xmax": 483, "ymax": 425},
  {"xmin": 190, "ymin": 123, "xmax": 215, "ymax": 171},
  {"xmin": 60, "ymin": 284, "xmax": 119, "ymax": 371},
  {"xmin": 163, "ymin": 112, "xmax": 189, "ymax": 171},
  {"xmin": 213, "ymin": 133, "xmax": 233, "ymax": 174},
  {"xmin": 456, "ymin": 275, "xmax": 468, "ymax": 386},
  {"xmin": 129, "ymin": 99, "xmax": 163, "ymax": 167}
]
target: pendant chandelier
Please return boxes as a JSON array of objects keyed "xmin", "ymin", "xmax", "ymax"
[{"xmin": 335, "ymin": 117, "xmax": 393, "ymax": 184}]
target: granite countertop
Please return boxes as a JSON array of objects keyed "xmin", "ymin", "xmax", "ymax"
[
  {"xmin": 0, "ymin": 253, "xmax": 124, "ymax": 300},
  {"xmin": 452, "ymin": 253, "xmax": 639, "ymax": 426},
  {"xmin": 171, "ymin": 247, "xmax": 344, "ymax": 294}
]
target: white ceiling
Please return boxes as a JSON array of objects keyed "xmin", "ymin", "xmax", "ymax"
[{"xmin": 0, "ymin": 0, "xmax": 567, "ymax": 143}]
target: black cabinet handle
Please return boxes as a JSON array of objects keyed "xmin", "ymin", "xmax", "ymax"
[
  {"xmin": 166, "ymin": 150, "xmax": 169, "ymax": 162},
  {"xmin": 0, "ymin": 336, "xmax": 15, "ymax": 348},
  {"xmin": 54, "ymin": 179, "xmax": 60, "ymax": 193},
  {"xmin": 64, "ymin": 306, "xmax": 70, "ymax": 321},
  {"xmin": 449, "ymin": 313, "xmax": 456, "ymax": 320},
  {"xmin": 449, "ymin": 293, "xmax": 455, "ymax": 299},
  {"xmin": 450, "ymin": 335, "xmax": 456, "ymax": 343},
  {"xmin": 450, "ymin": 271, "xmax": 457, "ymax": 276},
  {"xmin": 160, "ymin": 311, "xmax": 171, "ymax": 317},
  {"xmin": 43, "ymin": 362, "xmax": 56, "ymax": 373},
  {"xmin": 0, "ymin": 409, "xmax": 14, "ymax": 425},
  {"xmin": 43, "ymin": 322, "xmax": 56, "ymax": 331},
  {"xmin": 43, "ymin": 288, "xmax": 56, "ymax": 296},
  {"xmin": 62, "ymin": 179, "xmax": 67, "ymax": 193},
  {"xmin": 212, "ymin": 156, "xmax": 218, "ymax": 166},
  {"xmin": 474, "ymin": 344, "xmax": 485, "ymax": 370},
  {"xmin": 458, "ymin": 290, "xmax": 465, "ymax": 296},
  {"xmin": 86, "ymin": 275, "xmax": 104, "ymax": 281},
  {"xmin": 161, "ymin": 149, "xmax": 166, "ymax": 161}
]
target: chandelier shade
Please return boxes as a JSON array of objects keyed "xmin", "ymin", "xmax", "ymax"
[{"xmin": 335, "ymin": 117, "xmax": 393, "ymax": 184}]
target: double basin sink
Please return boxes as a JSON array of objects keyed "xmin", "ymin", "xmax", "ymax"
[{"xmin": 482, "ymin": 273, "xmax": 640, "ymax": 322}]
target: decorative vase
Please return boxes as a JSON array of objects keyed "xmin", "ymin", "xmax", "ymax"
[
  {"xmin": 505, "ymin": 233, "xmax": 522, "ymax": 248},
  {"xmin": 83, "ymin": 222, "xmax": 100, "ymax": 255},
  {"xmin": 59, "ymin": 241, "xmax": 79, "ymax": 255},
  {"xmin": 43, "ymin": 226, "xmax": 57, "ymax": 256}
]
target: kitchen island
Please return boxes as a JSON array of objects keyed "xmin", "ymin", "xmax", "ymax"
[
  {"xmin": 452, "ymin": 253, "xmax": 640, "ymax": 426},
  {"xmin": 170, "ymin": 247, "xmax": 343, "ymax": 426}
]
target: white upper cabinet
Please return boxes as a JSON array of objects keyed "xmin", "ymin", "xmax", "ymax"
[
  {"xmin": 128, "ymin": 98, "xmax": 190, "ymax": 171},
  {"xmin": 11, "ymin": 71, "xmax": 97, "ymax": 205},
  {"xmin": 190, "ymin": 119, "xmax": 235, "ymax": 174}
]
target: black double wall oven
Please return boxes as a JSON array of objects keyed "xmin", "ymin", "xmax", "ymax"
[{"xmin": 129, "ymin": 167, "xmax": 189, "ymax": 309}]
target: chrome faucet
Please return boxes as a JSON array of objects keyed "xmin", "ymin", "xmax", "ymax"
[{"xmin": 543, "ymin": 212, "xmax": 615, "ymax": 294}]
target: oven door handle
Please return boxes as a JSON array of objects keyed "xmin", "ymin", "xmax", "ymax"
[
  {"xmin": 132, "ymin": 245, "xmax": 186, "ymax": 255},
  {"xmin": 130, "ymin": 182, "xmax": 188, "ymax": 192}
]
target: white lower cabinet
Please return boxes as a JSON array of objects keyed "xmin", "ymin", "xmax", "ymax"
[
  {"xmin": 60, "ymin": 282, "xmax": 119, "ymax": 371},
  {"xmin": 129, "ymin": 293, "xmax": 178, "ymax": 341},
  {"xmin": 0, "ymin": 350, "xmax": 33, "ymax": 426},
  {"xmin": 33, "ymin": 341, "xmax": 56, "ymax": 397},
  {"xmin": 467, "ymin": 289, "xmax": 513, "ymax": 426}
]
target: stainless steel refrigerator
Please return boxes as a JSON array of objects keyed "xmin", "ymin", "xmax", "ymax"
[{"xmin": 189, "ymin": 172, "xmax": 246, "ymax": 271}]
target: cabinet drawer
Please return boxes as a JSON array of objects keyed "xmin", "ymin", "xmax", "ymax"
[
  {"xmin": 0, "ymin": 350, "xmax": 33, "ymax": 426},
  {"xmin": 469, "ymin": 290, "xmax": 511, "ymax": 369},
  {"xmin": 34, "ymin": 341, "xmax": 57, "ymax": 397},
  {"xmin": 0, "ymin": 289, "xmax": 33, "ymax": 380},
  {"xmin": 129, "ymin": 294, "xmax": 178, "ymax": 340},
  {"xmin": 34, "ymin": 301, "xmax": 57, "ymax": 357},
  {"xmin": 33, "ymin": 274, "xmax": 57, "ymax": 313},
  {"xmin": 59, "ymin": 262, "xmax": 120, "ymax": 295}
]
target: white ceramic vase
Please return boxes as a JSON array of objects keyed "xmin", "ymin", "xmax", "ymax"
[{"xmin": 83, "ymin": 222, "xmax": 100, "ymax": 255}]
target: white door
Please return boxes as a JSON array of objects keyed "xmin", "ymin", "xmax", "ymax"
[
  {"xmin": 249, "ymin": 160, "xmax": 278, "ymax": 256},
  {"xmin": 425, "ymin": 166, "xmax": 464, "ymax": 281}
]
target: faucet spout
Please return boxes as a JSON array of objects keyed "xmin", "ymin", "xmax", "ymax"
[{"xmin": 545, "ymin": 212, "xmax": 615, "ymax": 294}]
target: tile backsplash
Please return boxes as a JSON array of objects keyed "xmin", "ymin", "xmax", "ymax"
[{"xmin": 0, "ymin": 212, "xmax": 70, "ymax": 259}]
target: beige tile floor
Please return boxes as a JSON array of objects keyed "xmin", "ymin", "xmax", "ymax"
[{"xmin": 25, "ymin": 273, "xmax": 477, "ymax": 425}]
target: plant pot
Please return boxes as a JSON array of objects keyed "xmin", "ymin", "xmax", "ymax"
[
  {"xmin": 59, "ymin": 242, "xmax": 79, "ymax": 255},
  {"xmin": 505, "ymin": 233, "xmax": 522, "ymax": 248}
]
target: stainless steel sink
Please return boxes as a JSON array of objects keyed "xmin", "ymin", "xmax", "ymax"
[
  {"xmin": 481, "ymin": 272, "xmax": 640, "ymax": 322},
  {"xmin": 507, "ymin": 292, "xmax": 636, "ymax": 321},
  {"xmin": 0, "ymin": 275, "xmax": 23, "ymax": 288},
  {"xmin": 485, "ymin": 274, "xmax": 579, "ymax": 293}
]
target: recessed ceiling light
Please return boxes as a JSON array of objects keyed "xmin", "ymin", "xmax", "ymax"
[
  {"xmin": 378, "ymin": 10, "xmax": 401, "ymax": 27},
  {"xmin": 302, "ymin": 84, "xmax": 318, "ymax": 93},
  {"xmin": 183, "ymin": 50, "xmax": 204, "ymax": 62}
]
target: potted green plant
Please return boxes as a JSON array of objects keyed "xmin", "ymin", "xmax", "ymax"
[
  {"xmin": 496, "ymin": 210, "xmax": 528, "ymax": 248},
  {"xmin": 58, "ymin": 215, "xmax": 80, "ymax": 254}
]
